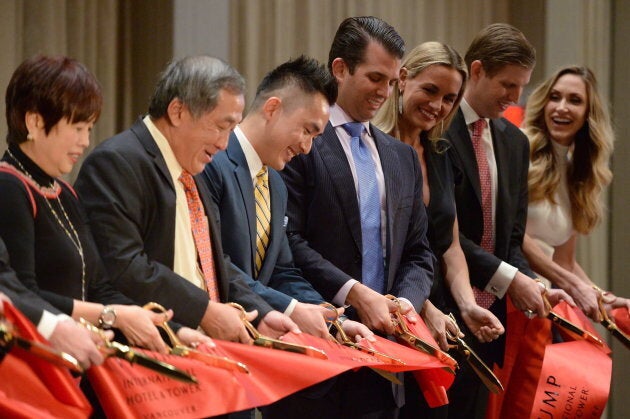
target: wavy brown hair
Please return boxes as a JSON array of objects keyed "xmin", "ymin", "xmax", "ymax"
[{"xmin": 524, "ymin": 66, "xmax": 613, "ymax": 234}]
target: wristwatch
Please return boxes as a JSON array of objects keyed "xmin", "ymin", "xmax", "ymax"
[{"xmin": 98, "ymin": 306, "xmax": 117, "ymax": 329}]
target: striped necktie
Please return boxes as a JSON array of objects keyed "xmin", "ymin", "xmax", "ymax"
[
  {"xmin": 254, "ymin": 166, "xmax": 271, "ymax": 276},
  {"xmin": 179, "ymin": 170, "xmax": 220, "ymax": 301}
]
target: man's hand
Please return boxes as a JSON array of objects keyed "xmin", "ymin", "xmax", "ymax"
[
  {"xmin": 420, "ymin": 300, "xmax": 461, "ymax": 351},
  {"xmin": 546, "ymin": 288, "xmax": 575, "ymax": 308},
  {"xmin": 340, "ymin": 319, "xmax": 375, "ymax": 343},
  {"xmin": 507, "ymin": 272, "xmax": 547, "ymax": 317},
  {"xmin": 459, "ymin": 303, "xmax": 504, "ymax": 343},
  {"xmin": 114, "ymin": 305, "xmax": 171, "ymax": 354},
  {"xmin": 49, "ymin": 319, "xmax": 109, "ymax": 369},
  {"xmin": 346, "ymin": 283, "xmax": 398, "ymax": 334},
  {"xmin": 289, "ymin": 303, "xmax": 331, "ymax": 339},
  {"xmin": 200, "ymin": 302, "xmax": 256, "ymax": 344},
  {"xmin": 257, "ymin": 310, "xmax": 301, "ymax": 339},
  {"xmin": 176, "ymin": 327, "xmax": 216, "ymax": 348}
]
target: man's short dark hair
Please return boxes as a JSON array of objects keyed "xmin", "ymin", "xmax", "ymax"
[
  {"xmin": 328, "ymin": 16, "xmax": 405, "ymax": 74},
  {"xmin": 251, "ymin": 55, "xmax": 337, "ymax": 111},
  {"xmin": 465, "ymin": 23, "xmax": 536, "ymax": 77}
]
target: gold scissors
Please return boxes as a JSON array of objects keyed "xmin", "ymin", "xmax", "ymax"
[
  {"xmin": 0, "ymin": 318, "xmax": 82, "ymax": 373},
  {"xmin": 386, "ymin": 295, "xmax": 457, "ymax": 373},
  {"xmin": 80, "ymin": 318, "xmax": 197, "ymax": 384},
  {"xmin": 321, "ymin": 302, "xmax": 403, "ymax": 384},
  {"xmin": 143, "ymin": 302, "xmax": 249, "ymax": 373},
  {"xmin": 543, "ymin": 295, "xmax": 606, "ymax": 348},
  {"xmin": 595, "ymin": 290, "xmax": 630, "ymax": 350},
  {"xmin": 227, "ymin": 302, "xmax": 328, "ymax": 359},
  {"xmin": 445, "ymin": 314, "xmax": 503, "ymax": 394}
]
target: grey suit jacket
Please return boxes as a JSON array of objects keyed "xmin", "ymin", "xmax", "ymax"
[
  {"xmin": 281, "ymin": 122, "xmax": 434, "ymax": 311},
  {"xmin": 75, "ymin": 119, "xmax": 273, "ymax": 329},
  {"xmin": 202, "ymin": 134, "xmax": 324, "ymax": 311}
]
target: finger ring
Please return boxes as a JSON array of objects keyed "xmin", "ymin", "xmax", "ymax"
[{"xmin": 524, "ymin": 309, "xmax": 535, "ymax": 319}]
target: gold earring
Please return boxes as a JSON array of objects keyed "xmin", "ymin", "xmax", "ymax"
[
  {"xmin": 26, "ymin": 133, "xmax": 34, "ymax": 141},
  {"xmin": 398, "ymin": 92, "xmax": 403, "ymax": 114}
]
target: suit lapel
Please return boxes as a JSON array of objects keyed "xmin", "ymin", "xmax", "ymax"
[
  {"xmin": 226, "ymin": 135, "xmax": 257, "ymax": 272},
  {"xmin": 317, "ymin": 123, "xmax": 362, "ymax": 252},
  {"xmin": 450, "ymin": 110, "xmax": 483, "ymax": 206},
  {"xmin": 131, "ymin": 118, "xmax": 174, "ymax": 191},
  {"xmin": 490, "ymin": 119, "xmax": 511, "ymax": 251}
]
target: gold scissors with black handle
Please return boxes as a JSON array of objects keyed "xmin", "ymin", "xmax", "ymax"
[
  {"xmin": 595, "ymin": 291, "xmax": 630, "ymax": 350},
  {"xmin": 143, "ymin": 302, "xmax": 249, "ymax": 373},
  {"xmin": 80, "ymin": 318, "xmax": 197, "ymax": 384},
  {"xmin": 0, "ymin": 318, "xmax": 82, "ymax": 373}
]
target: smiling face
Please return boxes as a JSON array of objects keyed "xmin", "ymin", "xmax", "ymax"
[
  {"xmin": 333, "ymin": 40, "xmax": 401, "ymax": 122},
  {"xmin": 259, "ymin": 92, "xmax": 330, "ymax": 170},
  {"xmin": 543, "ymin": 74, "xmax": 588, "ymax": 146},
  {"xmin": 23, "ymin": 113, "xmax": 94, "ymax": 177},
  {"xmin": 399, "ymin": 64, "xmax": 463, "ymax": 133},
  {"xmin": 467, "ymin": 62, "xmax": 532, "ymax": 119},
  {"xmin": 170, "ymin": 89, "xmax": 245, "ymax": 174}
]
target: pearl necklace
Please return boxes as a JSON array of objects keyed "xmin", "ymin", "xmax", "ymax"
[{"xmin": 5, "ymin": 149, "xmax": 86, "ymax": 301}]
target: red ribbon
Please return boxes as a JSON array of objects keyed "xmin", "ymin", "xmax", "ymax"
[{"xmin": 0, "ymin": 301, "xmax": 92, "ymax": 418}]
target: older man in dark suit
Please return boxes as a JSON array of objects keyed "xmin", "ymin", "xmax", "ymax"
[
  {"xmin": 279, "ymin": 16, "xmax": 435, "ymax": 417},
  {"xmin": 75, "ymin": 56, "xmax": 298, "ymax": 344}
]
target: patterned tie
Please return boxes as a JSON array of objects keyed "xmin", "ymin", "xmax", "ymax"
[
  {"xmin": 254, "ymin": 166, "xmax": 271, "ymax": 277},
  {"xmin": 179, "ymin": 171, "xmax": 220, "ymax": 301},
  {"xmin": 470, "ymin": 119, "xmax": 496, "ymax": 309},
  {"xmin": 342, "ymin": 122, "xmax": 385, "ymax": 293}
]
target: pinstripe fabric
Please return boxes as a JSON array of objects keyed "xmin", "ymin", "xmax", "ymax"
[{"xmin": 254, "ymin": 166, "xmax": 271, "ymax": 276}]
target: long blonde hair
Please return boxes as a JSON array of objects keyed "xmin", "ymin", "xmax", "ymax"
[
  {"xmin": 373, "ymin": 41, "xmax": 466, "ymax": 149},
  {"xmin": 524, "ymin": 66, "xmax": 613, "ymax": 234}
]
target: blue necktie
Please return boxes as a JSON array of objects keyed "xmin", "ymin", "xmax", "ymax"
[{"xmin": 342, "ymin": 122, "xmax": 385, "ymax": 293}]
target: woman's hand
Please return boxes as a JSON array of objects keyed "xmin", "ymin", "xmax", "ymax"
[
  {"xmin": 420, "ymin": 300, "xmax": 462, "ymax": 351},
  {"xmin": 459, "ymin": 303, "xmax": 504, "ymax": 343},
  {"xmin": 339, "ymin": 319, "xmax": 376, "ymax": 343},
  {"xmin": 113, "ymin": 305, "xmax": 172, "ymax": 354}
]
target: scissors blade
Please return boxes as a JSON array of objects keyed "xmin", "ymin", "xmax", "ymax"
[
  {"xmin": 601, "ymin": 319, "xmax": 630, "ymax": 350},
  {"xmin": 397, "ymin": 333, "xmax": 457, "ymax": 373},
  {"xmin": 13, "ymin": 336, "xmax": 83, "ymax": 373},
  {"xmin": 548, "ymin": 311, "xmax": 605, "ymax": 348},
  {"xmin": 110, "ymin": 342, "xmax": 197, "ymax": 384},
  {"xmin": 172, "ymin": 346, "xmax": 249, "ymax": 374},
  {"xmin": 254, "ymin": 337, "xmax": 328, "ymax": 359},
  {"xmin": 342, "ymin": 342, "xmax": 406, "ymax": 365},
  {"xmin": 454, "ymin": 338, "xmax": 503, "ymax": 394},
  {"xmin": 370, "ymin": 368, "xmax": 402, "ymax": 385}
]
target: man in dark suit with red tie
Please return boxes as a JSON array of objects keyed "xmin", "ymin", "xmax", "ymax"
[
  {"xmin": 444, "ymin": 23, "xmax": 570, "ymax": 418},
  {"xmin": 76, "ymin": 56, "xmax": 299, "ymax": 344}
]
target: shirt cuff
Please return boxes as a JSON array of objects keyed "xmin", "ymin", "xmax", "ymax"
[
  {"xmin": 38, "ymin": 311, "xmax": 72, "ymax": 340},
  {"xmin": 332, "ymin": 279, "xmax": 359, "ymax": 306},
  {"xmin": 485, "ymin": 262, "xmax": 518, "ymax": 298},
  {"xmin": 283, "ymin": 298, "xmax": 298, "ymax": 317}
]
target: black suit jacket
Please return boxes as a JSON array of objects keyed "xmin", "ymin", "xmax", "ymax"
[
  {"xmin": 202, "ymin": 134, "xmax": 324, "ymax": 310},
  {"xmin": 281, "ymin": 122, "xmax": 434, "ymax": 311},
  {"xmin": 75, "ymin": 119, "xmax": 273, "ymax": 329},
  {"xmin": 445, "ymin": 109, "xmax": 534, "ymax": 363}
]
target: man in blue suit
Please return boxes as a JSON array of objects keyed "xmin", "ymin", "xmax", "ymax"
[
  {"xmin": 203, "ymin": 56, "xmax": 372, "ymax": 340},
  {"xmin": 279, "ymin": 16, "xmax": 435, "ymax": 417}
]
